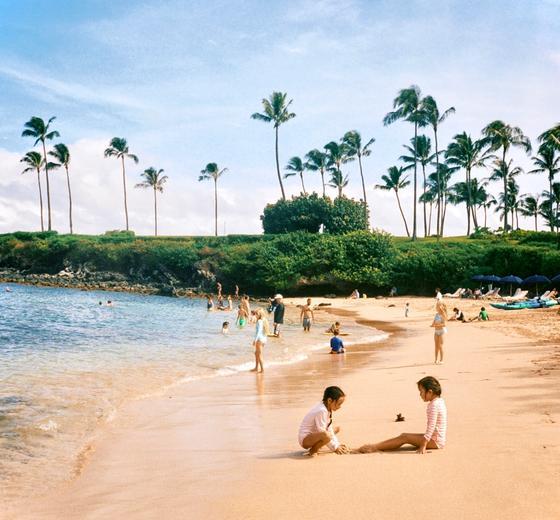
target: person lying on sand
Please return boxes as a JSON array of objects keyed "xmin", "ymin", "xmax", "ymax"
[
  {"xmin": 357, "ymin": 376, "xmax": 447, "ymax": 455},
  {"xmin": 298, "ymin": 386, "xmax": 349, "ymax": 457}
]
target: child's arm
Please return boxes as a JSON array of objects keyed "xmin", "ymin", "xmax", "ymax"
[{"xmin": 313, "ymin": 410, "xmax": 345, "ymax": 453}]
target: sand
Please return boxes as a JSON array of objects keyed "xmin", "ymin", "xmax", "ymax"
[{"xmin": 5, "ymin": 296, "xmax": 560, "ymax": 520}]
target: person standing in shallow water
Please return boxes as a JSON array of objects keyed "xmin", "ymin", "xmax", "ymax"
[
  {"xmin": 251, "ymin": 308, "xmax": 269, "ymax": 373},
  {"xmin": 270, "ymin": 294, "xmax": 285, "ymax": 337},
  {"xmin": 300, "ymin": 298, "xmax": 315, "ymax": 332}
]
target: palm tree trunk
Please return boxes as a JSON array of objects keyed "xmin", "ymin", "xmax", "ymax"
[
  {"xmin": 471, "ymin": 203, "xmax": 478, "ymax": 229},
  {"xmin": 320, "ymin": 169, "xmax": 326, "ymax": 197},
  {"xmin": 121, "ymin": 156, "xmax": 129, "ymax": 231},
  {"xmin": 434, "ymin": 128, "xmax": 441, "ymax": 238},
  {"xmin": 275, "ymin": 126, "xmax": 286, "ymax": 201},
  {"xmin": 422, "ymin": 163, "xmax": 427, "ymax": 237},
  {"xmin": 395, "ymin": 190, "xmax": 410, "ymax": 237},
  {"xmin": 466, "ymin": 167, "xmax": 471, "ymax": 235},
  {"xmin": 442, "ymin": 194, "xmax": 448, "ymax": 234},
  {"xmin": 300, "ymin": 172, "xmax": 307, "ymax": 195},
  {"xmin": 41, "ymin": 140, "xmax": 52, "ymax": 231},
  {"xmin": 484, "ymin": 205, "xmax": 488, "ymax": 228},
  {"xmin": 36, "ymin": 167, "xmax": 44, "ymax": 232},
  {"xmin": 549, "ymin": 175, "xmax": 554, "ymax": 233},
  {"xmin": 358, "ymin": 154, "xmax": 369, "ymax": 227},
  {"xmin": 502, "ymin": 150, "xmax": 508, "ymax": 231},
  {"xmin": 535, "ymin": 212, "xmax": 538, "ymax": 231},
  {"xmin": 214, "ymin": 178, "xmax": 218, "ymax": 237},
  {"xmin": 412, "ymin": 123, "xmax": 418, "ymax": 240},
  {"xmin": 154, "ymin": 187, "xmax": 158, "ymax": 236},
  {"xmin": 65, "ymin": 165, "xmax": 73, "ymax": 234},
  {"xmin": 428, "ymin": 201, "xmax": 433, "ymax": 236}
]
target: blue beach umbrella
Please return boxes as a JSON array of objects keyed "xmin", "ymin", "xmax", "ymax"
[
  {"xmin": 482, "ymin": 275, "xmax": 501, "ymax": 284},
  {"xmin": 500, "ymin": 275, "xmax": 523, "ymax": 296},
  {"xmin": 471, "ymin": 274, "xmax": 485, "ymax": 281},
  {"xmin": 522, "ymin": 274, "xmax": 551, "ymax": 296},
  {"xmin": 551, "ymin": 274, "xmax": 560, "ymax": 285}
]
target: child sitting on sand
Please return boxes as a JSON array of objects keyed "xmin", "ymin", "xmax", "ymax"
[
  {"xmin": 330, "ymin": 330, "xmax": 345, "ymax": 354},
  {"xmin": 298, "ymin": 386, "xmax": 349, "ymax": 457},
  {"xmin": 357, "ymin": 376, "xmax": 447, "ymax": 454},
  {"xmin": 326, "ymin": 321, "xmax": 341, "ymax": 334},
  {"xmin": 469, "ymin": 307, "xmax": 489, "ymax": 322}
]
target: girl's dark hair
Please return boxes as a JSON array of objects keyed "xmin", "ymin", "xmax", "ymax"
[
  {"xmin": 417, "ymin": 376, "xmax": 442, "ymax": 396},
  {"xmin": 323, "ymin": 386, "xmax": 345, "ymax": 403}
]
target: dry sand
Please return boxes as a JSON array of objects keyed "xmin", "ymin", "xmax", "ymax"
[{"xmin": 6, "ymin": 296, "xmax": 560, "ymax": 520}]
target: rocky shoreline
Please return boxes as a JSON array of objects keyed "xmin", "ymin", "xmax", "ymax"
[{"xmin": 0, "ymin": 268, "xmax": 203, "ymax": 297}]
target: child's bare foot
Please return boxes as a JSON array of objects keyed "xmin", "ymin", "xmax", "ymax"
[
  {"xmin": 307, "ymin": 450, "xmax": 319, "ymax": 458},
  {"xmin": 357, "ymin": 444, "xmax": 378, "ymax": 453},
  {"xmin": 250, "ymin": 368, "xmax": 258, "ymax": 372}
]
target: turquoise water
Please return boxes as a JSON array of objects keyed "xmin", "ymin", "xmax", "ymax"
[{"xmin": 0, "ymin": 283, "xmax": 386, "ymax": 501}]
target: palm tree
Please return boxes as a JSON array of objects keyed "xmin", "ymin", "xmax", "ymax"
[
  {"xmin": 199, "ymin": 163, "xmax": 228, "ymax": 236},
  {"xmin": 342, "ymin": 130, "xmax": 375, "ymax": 224},
  {"xmin": 422, "ymin": 96, "xmax": 455, "ymax": 237},
  {"xmin": 482, "ymin": 193, "xmax": 497, "ymax": 229},
  {"xmin": 541, "ymin": 183, "xmax": 560, "ymax": 230},
  {"xmin": 429, "ymin": 164, "xmax": 455, "ymax": 235},
  {"xmin": 48, "ymin": 144, "xmax": 74, "ymax": 234},
  {"xmin": 104, "ymin": 137, "xmax": 139, "ymax": 231},
  {"xmin": 469, "ymin": 177, "xmax": 490, "ymax": 230},
  {"xmin": 419, "ymin": 189, "xmax": 437, "ymax": 236},
  {"xmin": 305, "ymin": 149, "xmax": 328, "ymax": 197},
  {"xmin": 135, "ymin": 167, "xmax": 167, "ymax": 236},
  {"xmin": 375, "ymin": 166, "xmax": 411, "ymax": 237},
  {"xmin": 21, "ymin": 116, "xmax": 60, "ymax": 231},
  {"xmin": 251, "ymin": 92, "xmax": 296, "ymax": 201},
  {"xmin": 20, "ymin": 151, "xmax": 45, "ymax": 231},
  {"xmin": 520, "ymin": 195, "xmax": 540, "ymax": 231},
  {"xmin": 529, "ymin": 143, "xmax": 560, "ymax": 231},
  {"xmin": 324, "ymin": 141, "xmax": 348, "ymax": 197},
  {"xmin": 284, "ymin": 156, "xmax": 307, "ymax": 195},
  {"xmin": 328, "ymin": 169, "xmax": 349, "ymax": 198},
  {"xmin": 539, "ymin": 123, "xmax": 560, "ymax": 149},
  {"xmin": 400, "ymin": 135, "xmax": 437, "ymax": 237},
  {"xmin": 383, "ymin": 85, "xmax": 428, "ymax": 240},
  {"xmin": 482, "ymin": 121, "xmax": 532, "ymax": 231},
  {"xmin": 445, "ymin": 133, "xmax": 492, "ymax": 235},
  {"xmin": 489, "ymin": 159, "xmax": 523, "ymax": 231},
  {"xmin": 449, "ymin": 181, "xmax": 476, "ymax": 234}
]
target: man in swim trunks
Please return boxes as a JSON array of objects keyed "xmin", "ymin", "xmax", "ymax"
[
  {"xmin": 236, "ymin": 305, "xmax": 248, "ymax": 328},
  {"xmin": 300, "ymin": 298, "xmax": 315, "ymax": 332}
]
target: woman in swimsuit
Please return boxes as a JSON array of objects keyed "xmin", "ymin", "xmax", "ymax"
[{"xmin": 431, "ymin": 301, "xmax": 448, "ymax": 364}]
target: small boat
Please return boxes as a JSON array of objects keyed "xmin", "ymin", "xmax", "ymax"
[{"xmin": 490, "ymin": 299, "xmax": 559, "ymax": 311}]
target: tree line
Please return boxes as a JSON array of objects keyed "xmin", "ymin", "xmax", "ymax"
[
  {"xmin": 252, "ymin": 88, "xmax": 560, "ymax": 239},
  {"xmin": 18, "ymin": 88, "xmax": 560, "ymax": 238}
]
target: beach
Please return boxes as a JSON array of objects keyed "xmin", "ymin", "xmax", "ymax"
[{"xmin": 5, "ymin": 296, "xmax": 560, "ymax": 520}]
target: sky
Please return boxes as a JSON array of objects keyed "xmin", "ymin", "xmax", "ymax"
[{"xmin": 0, "ymin": 0, "xmax": 559, "ymax": 236}]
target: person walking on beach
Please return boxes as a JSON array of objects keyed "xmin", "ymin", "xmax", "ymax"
[
  {"xmin": 300, "ymin": 298, "xmax": 315, "ymax": 332},
  {"xmin": 431, "ymin": 301, "xmax": 448, "ymax": 364},
  {"xmin": 298, "ymin": 386, "xmax": 349, "ymax": 457},
  {"xmin": 251, "ymin": 308, "xmax": 269, "ymax": 373},
  {"xmin": 405, "ymin": 302, "xmax": 410, "ymax": 318},
  {"xmin": 235, "ymin": 284, "xmax": 239, "ymax": 299},
  {"xmin": 216, "ymin": 281, "xmax": 222, "ymax": 299},
  {"xmin": 357, "ymin": 376, "xmax": 447, "ymax": 455},
  {"xmin": 270, "ymin": 294, "xmax": 285, "ymax": 337},
  {"xmin": 241, "ymin": 295, "xmax": 252, "ymax": 322},
  {"xmin": 435, "ymin": 287, "xmax": 443, "ymax": 302}
]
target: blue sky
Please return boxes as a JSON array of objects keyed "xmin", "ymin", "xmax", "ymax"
[{"xmin": 1, "ymin": 0, "xmax": 559, "ymax": 235}]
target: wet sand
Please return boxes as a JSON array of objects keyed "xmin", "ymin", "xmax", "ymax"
[{"xmin": 6, "ymin": 297, "xmax": 560, "ymax": 519}]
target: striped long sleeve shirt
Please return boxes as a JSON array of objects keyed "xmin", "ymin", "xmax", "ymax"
[{"xmin": 424, "ymin": 397, "xmax": 447, "ymax": 448}]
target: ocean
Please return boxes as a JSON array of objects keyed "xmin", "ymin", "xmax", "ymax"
[{"xmin": 0, "ymin": 283, "xmax": 387, "ymax": 502}]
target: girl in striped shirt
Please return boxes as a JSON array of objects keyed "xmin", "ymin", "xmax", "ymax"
[{"xmin": 357, "ymin": 376, "xmax": 447, "ymax": 454}]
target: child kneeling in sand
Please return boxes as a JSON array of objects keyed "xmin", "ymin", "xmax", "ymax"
[
  {"xmin": 298, "ymin": 386, "xmax": 349, "ymax": 457},
  {"xmin": 357, "ymin": 376, "xmax": 447, "ymax": 455}
]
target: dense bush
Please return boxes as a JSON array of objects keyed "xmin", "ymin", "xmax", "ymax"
[
  {"xmin": 323, "ymin": 196, "xmax": 369, "ymax": 234},
  {"xmin": 261, "ymin": 194, "xmax": 367, "ymax": 234},
  {"xmin": 1, "ymin": 232, "xmax": 559, "ymax": 295}
]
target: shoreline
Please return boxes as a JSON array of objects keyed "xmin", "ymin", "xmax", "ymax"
[
  {"xmin": 2, "ymin": 297, "xmax": 391, "ymax": 515},
  {"xmin": 6, "ymin": 297, "xmax": 560, "ymax": 519}
]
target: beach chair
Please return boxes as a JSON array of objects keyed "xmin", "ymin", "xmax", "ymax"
[
  {"xmin": 503, "ymin": 290, "xmax": 528, "ymax": 302},
  {"xmin": 444, "ymin": 288, "xmax": 464, "ymax": 298},
  {"xmin": 483, "ymin": 288, "xmax": 501, "ymax": 299},
  {"xmin": 500, "ymin": 287, "xmax": 521, "ymax": 300},
  {"xmin": 538, "ymin": 290, "xmax": 551, "ymax": 300}
]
